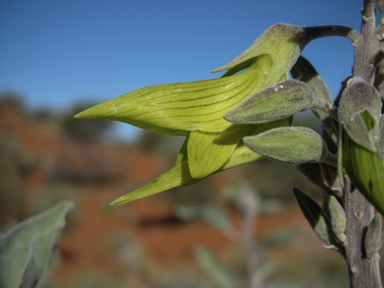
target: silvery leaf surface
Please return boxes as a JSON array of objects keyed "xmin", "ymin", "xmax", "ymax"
[
  {"xmin": 0, "ymin": 201, "xmax": 74, "ymax": 288},
  {"xmin": 224, "ymin": 79, "xmax": 317, "ymax": 124},
  {"xmin": 243, "ymin": 126, "xmax": 329, "ymax": 165},
  {"xmin": 339, "ymin": 76, "xmax": 382, "ymax": 153}
]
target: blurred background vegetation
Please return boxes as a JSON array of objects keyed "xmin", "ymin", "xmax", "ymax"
[{"xmin": 0, "ymin": 92, "xmax": 363, "ymax": 288}]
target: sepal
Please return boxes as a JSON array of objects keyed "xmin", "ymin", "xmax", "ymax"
[
  {"xmin": 243, "ymin": 127, "xmax": 335, "ymax": 165},
  {"xmin": 224, "ymin": 80, "xmax": 320, "ymax": 124}
]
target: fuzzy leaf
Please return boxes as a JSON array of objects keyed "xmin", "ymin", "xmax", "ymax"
[
  {"xmin": 296, "ymin": 163, "xmax": 333, "ymax": 193},
  {"xmin": 339, "ymin": 76, "xmax": 382, "ymax": 153},
  {"xmin": 224, "ymin": 79, "xmax": 317, "ymax": 124},
  {"xmin": 291, "ymin": 56, "xmax": 338, "ymax": 143},
  {"xmin": 243, "ymin": 126, "xmax": 329, "ymax": 165},
  {"xmin": 328, "ymin": 196, "xmax": 346, "ymax": 243},
  {"xmin": 365, "ymin": 214, "xmax": 383, "ymax": 260},
  {"xmin": 0, "ymin": 201, "xmax": 74, "ymax": 288},
  {"xmin": 291, "ymin": 56, "xmax": 333, "ymax": 104},
  {"xmin": 292, "ymin": 187, "xmax": 334, "ymax": 246},
  {"xmin": 320, "ymin": 163, "xmax": 342, "ymax": 196}
]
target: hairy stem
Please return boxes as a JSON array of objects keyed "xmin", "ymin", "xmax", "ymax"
[
  {"xmin": 304, "ymin": 25, "xmax": 360, "ymax": 43},
  {"xmin": 345, "ymin": 1, "xmax": 382, "ymax": 287},
  {"xmin": 353, "ymin": 0, "xmax": 378, "ymax": 83}
]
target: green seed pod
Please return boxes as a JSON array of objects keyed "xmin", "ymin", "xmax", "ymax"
[{"xmin": 365, "ymin": 214, "xmax": 383, "ymax": 261}]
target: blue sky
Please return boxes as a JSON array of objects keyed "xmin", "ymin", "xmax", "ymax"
[{"xmin": 0, "ymin": 0, "xmax": 364, "ymax": 141}]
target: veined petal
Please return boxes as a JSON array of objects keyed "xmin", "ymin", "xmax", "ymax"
[
  {"xmin": 108, "ymin": 159, "xmax": 199, "ymax": 206},
  {"xmin": 108, "ymin": 118, "xmax": 290, "ymax": 206},
  {"xmin": 176, "ymin": 134, "xmax": 189, "ymax": 164},
  {"xmin": 188, "ymin": 126, "xmax": 249, "ymax": 179},
  {"xmin": 75, "ymin": 55, "xmax": 272, "ymax": 135}
]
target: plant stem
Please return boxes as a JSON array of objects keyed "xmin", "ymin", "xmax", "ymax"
[
  {"xmin": 344, "ymin": 1, "xmax": 382, "ymax": 287},
  {"xmin": 353, "ymin": 0, "xmax": 378, "ymax": 83},
  {"xmin": 344, "ymin": 185, "xmax": 382, "ymax": 287}
]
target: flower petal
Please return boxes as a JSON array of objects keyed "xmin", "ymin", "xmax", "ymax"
[
  {"xmin": 108, "ymin": 159, "xmax": 199, "ymax": 206},
  {"xmin": 108, "ymin": 118, "xmax": 290, "ymax": 206},
  {"xmin": 212, "ymin": 24, "xmax": 306, "ymax": 87},
  {"xmin": 187, "ymin": 126, "xmax": 249, "ymax": 178},
  {"xmin": 75, "ymin": 55, "xmax": 272, "ymax": 135}
]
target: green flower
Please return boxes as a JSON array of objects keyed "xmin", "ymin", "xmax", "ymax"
[{"xmin": 76, "ymin": 24, "xmax": 353, "ymax": 205}]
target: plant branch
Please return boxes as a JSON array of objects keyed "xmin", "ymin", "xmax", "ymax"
[
  {"xmin": 344, "ymin": 1, "xmax": 383, "ymax": 287},
  {"xmin": 304, "ymin": 25, "xmax": 360, "ymax": 43},
  {"xmin": 353, "ymin": 0, "xmax": 378, "ymax": 83}
]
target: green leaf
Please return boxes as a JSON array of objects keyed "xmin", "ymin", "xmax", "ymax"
[
  {"xmin": 328, "ymin": 196, "xmax": 346, "ymax": 243},
  {"xmin": 0, "ymin": 201, "xmax": 74, "ymax": 288},
  {"xmin": 339, "ymin": 76, "xmax": 382, "ymax": 153},
  {"xmin": 224, "ymin": 79, "xmax": 317, "ymax": 124},
  {"xmin": 291, "ymin": 56, "xmax": 339, "ymax": 143},
  {"xmin": 243, "ymin": 127, "xmax": 331, "ymax": 165},
  {"xmin": 295, "ymin": 163, "xmax": 335, "ymax": 195},
  {"xmin": 365, "ymin": 214, "xmax": 382, "ymax": 260},
  {"xmin": 291, "ymin": 56, "xmax": 333, "ymax": 104},
  {"xmin": 320, "ymin": 163, "xmax": 342, "ymax": 196},
  {"xmin": 292, "ymin": 187, "xmax": 335, "ymax": 246},
  {"xmin": 75, "ymin": 55, "xmax": 272, "ymax": 135}
]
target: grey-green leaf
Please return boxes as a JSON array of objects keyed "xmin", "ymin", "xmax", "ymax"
[
  {"xmin": 291, "ymin": 56, "xmax": 333, "ymax": 104},
  {"xmin": 291, "ymin": 56, "xmax": 339, "ymax": 143},
  {"xmin": 320, "ymin": 163, "xmax": 342, "ymax": 196},
  {"xmin": 243, "ymin": 127, "xmax": 331, "ymax": 165},
  {"xmin": 339, "ymin": 76, "xmax": 382, "ymax": 153},
  {"xmin": 0, "ymin": 201, "xmax": 74, "ymax": 288},
  {"xmin": 224, "ymin": 79, "xmax": 317, "ymax": 124},
  {"xmin": 365, "ymin": 214, "xmax": 383, "ymax": 260},
  {"xmin": 296, "ymin": 163, "xmax": 335, "ymax": 195},
  {"xmin": 328, "ymin": 196, "xmax": 346, "ymax": 243},
  {"xmin": 292, "ymin": 187, "xmax": 334, "ymax": 246}
]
